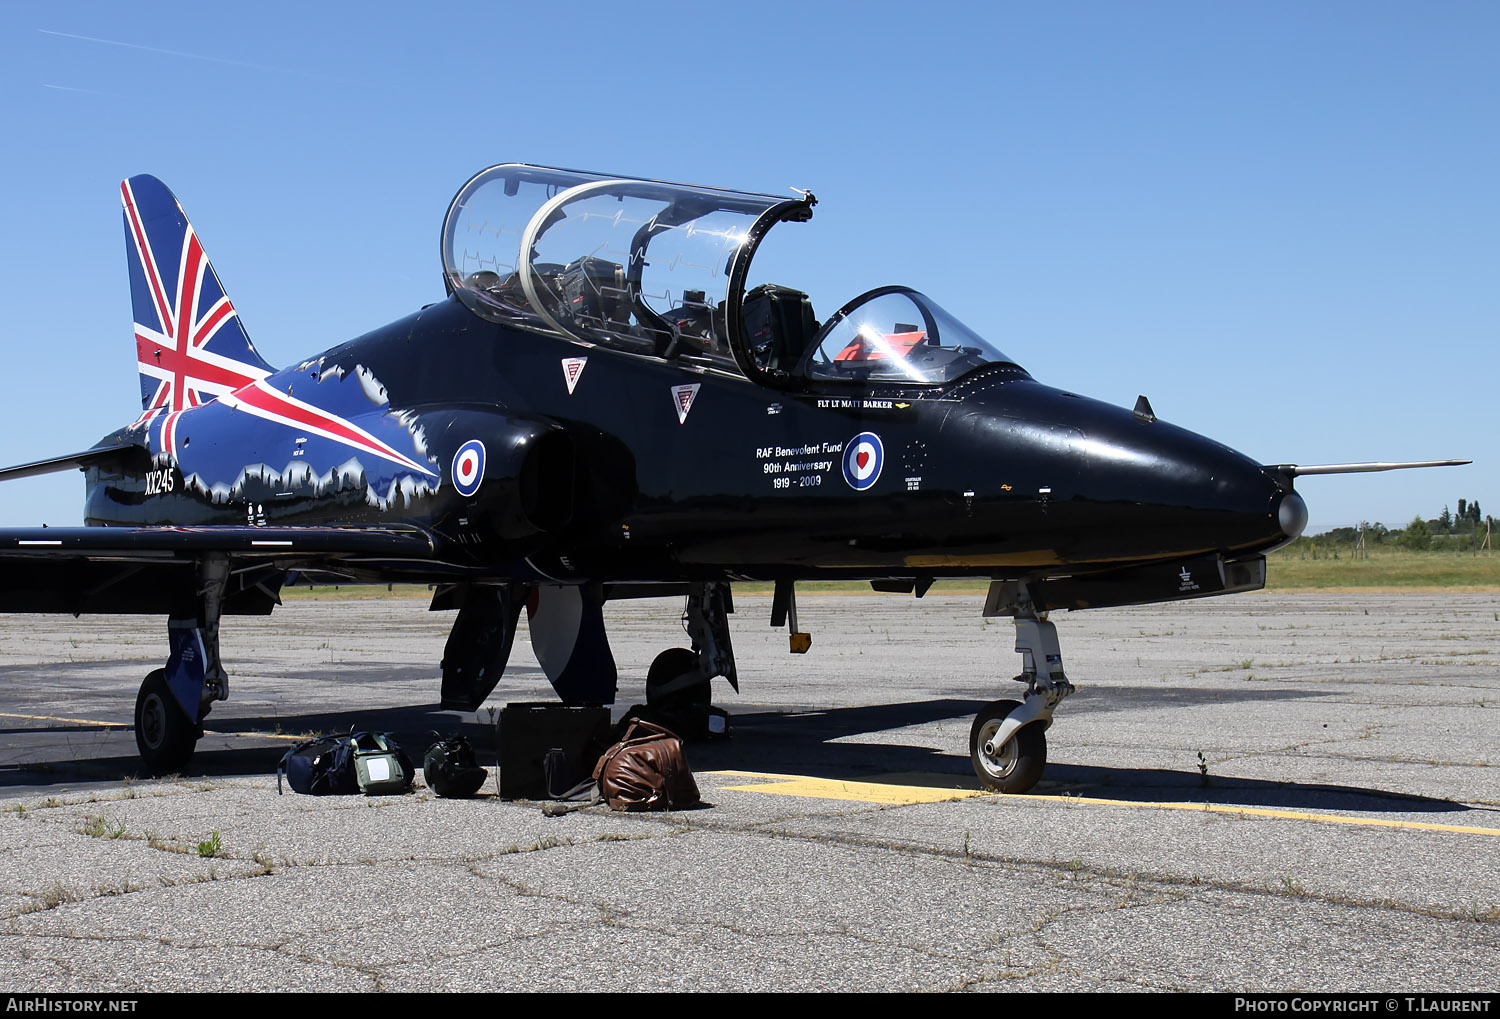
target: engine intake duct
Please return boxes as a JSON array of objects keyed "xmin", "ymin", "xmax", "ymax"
[{"xmin": 425, "ymin": 409, "xmax": 577, "ymax": 539}]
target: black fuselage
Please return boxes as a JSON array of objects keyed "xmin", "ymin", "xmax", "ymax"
[{"xmin": 84, "ymin": 296, "xmax": 1296, "ymax": 588}]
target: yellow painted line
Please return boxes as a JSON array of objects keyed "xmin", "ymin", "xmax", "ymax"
[
  {"xmin": 713, "ymin": 771, "xmax": 988, "ymax": 805},
  {"xmin": 0, "ymin": 711, "xmax": 306, "ymax": 742},
  {"xmin": 709, "ymin": 770, "xmax": 1500, "ymax": 836},
  {"xmin": 217, "ymin": 730, "xmax": 306, "ymax": 743},
  {"xmin": 0, "ymin": 711, "xmax": 129, "ymax": 729},
  {"xmin": 1056, "ymin": 797, "xmax": 1500, "ymax": 837}
]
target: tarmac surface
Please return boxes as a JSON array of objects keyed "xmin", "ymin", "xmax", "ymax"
[{"xmin": 0, "ymin": 589, "xmax": 1496, "ymax": 993}]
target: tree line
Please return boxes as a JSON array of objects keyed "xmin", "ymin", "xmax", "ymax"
[{"xmin": 1286, "ymin": 497, "xmax": 1490, "ymax": 554}]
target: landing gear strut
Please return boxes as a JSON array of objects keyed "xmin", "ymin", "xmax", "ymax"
[
  {"xmin": 971, "ymin": 584, "xmax": 1075, "ymax": 793},
  {"xmin": 134, "ymin": 555, "xmax": 230, "ymax": 774}
]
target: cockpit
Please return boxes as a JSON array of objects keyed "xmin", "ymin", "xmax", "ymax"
[{"xmin": 441, "ymin": 164, "xmax": 1020, "ymax": 387}]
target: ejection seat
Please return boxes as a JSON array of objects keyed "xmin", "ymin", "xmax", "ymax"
[{"xmin": 743, "ymin": 284, "xmax": 817, "ymax": 373}]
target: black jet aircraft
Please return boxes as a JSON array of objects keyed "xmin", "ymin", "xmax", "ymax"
[{"xmin": 0, "ymin": 165, "xmax": 1467, "ymax": 792}]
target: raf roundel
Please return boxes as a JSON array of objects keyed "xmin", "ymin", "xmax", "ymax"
[
  {"xmin": 842, "ymin": 432, "xmax": 884, "ymax": 491},
  {"xmin": 451, "ymin": 440, "xmax": 486, "ymax": 498}
]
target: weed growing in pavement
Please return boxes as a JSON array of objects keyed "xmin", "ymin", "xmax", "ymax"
[{"xmin": 22, "ymin": 884, "xmax": 82, "ymax": 913}]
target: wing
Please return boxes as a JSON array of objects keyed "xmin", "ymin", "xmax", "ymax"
[{"xmin": 0, "ymin": 524, "xmax": 441, "ymax": 615}]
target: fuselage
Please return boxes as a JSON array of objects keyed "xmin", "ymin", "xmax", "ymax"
[{"xmin": 86, "ymin": 295, "xmax": 1300, "ymax": 585}]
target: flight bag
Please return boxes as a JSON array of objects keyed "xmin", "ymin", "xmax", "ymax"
[{"xmin": 592, "ymin": 718, "xmax": 701, "ymax": 811}]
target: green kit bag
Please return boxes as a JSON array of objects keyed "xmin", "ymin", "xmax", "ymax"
[{"xmin": 351, "ymin": 732, "xmax": 414, "ymax": 795}]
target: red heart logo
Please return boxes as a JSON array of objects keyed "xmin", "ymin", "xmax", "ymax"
[{"xmin": 856, "ymin": 451, "xmax": 870, "ymax": 469}]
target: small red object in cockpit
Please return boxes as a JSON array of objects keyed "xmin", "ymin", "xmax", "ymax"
[{"xmin": 834, "ymin": 329, "xmax": 927, "ymax": 362}]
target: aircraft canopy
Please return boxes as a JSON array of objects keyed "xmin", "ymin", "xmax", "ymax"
[
  {"xmin": 443, "ymin": 164, "xmax": 1018, "ymax": 386},
  {"xmin": 442, "ymin": 164, "xmax": 810, "ymax": 374}
]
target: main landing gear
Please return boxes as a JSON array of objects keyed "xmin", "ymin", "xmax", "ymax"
[
  {"xmin": 133, "ymin": 556, "xmax": 231, "ymax": 774},
  {"xmin": 134, "ymin": 668, "xmax": 199, "ymax": 773},
  {"xmin": 645, "ymin": 581, "xmax": 736, "ymax": 738},
  {"xmin": 970, "ymin": 586, "xmax": 1075, "ymax": 793}
]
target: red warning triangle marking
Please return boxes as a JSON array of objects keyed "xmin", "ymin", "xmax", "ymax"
[{"xmin": 672, "ymin": 383, "xmax": 700, "ymax": 424}]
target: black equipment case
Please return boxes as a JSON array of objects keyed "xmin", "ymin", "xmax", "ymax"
[{"xmin": 498, "ymin": 702, "xmax": 611, "ymax": 799}]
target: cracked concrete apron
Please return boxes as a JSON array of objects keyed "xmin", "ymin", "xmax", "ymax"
[{"xmin": 0, "ymin": 591, "xmax": 1496, "ymax": 991}]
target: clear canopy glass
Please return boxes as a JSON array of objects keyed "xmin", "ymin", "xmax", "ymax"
[
  {"xmin": 441, "ymin": 165, "xmax": 1019, "ymax": 387},
  {"xmin": 800, "ymin": 286, "xmax": 1017, "ymax": 384},
  {"xmin": 442, "ymin": 165, "xmax": 799, "ymax": 370}
]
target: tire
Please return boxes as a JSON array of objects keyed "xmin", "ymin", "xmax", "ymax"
[
  {"xmin": 646, "ymin": 648, "xmax": 707, "ymax": 708},
  {"xmin": 134, "ymin": 669, "xmax": 200, "ymax": 774},
  {"xmin": 970, "ymin": 699, "xmax": 1046, "ymax": 794}
]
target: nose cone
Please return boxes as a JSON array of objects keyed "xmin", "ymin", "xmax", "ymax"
[
  {"xmin": 936, "ymin": 380, "xmax": 1306, "ymax": 570},
  {"xmin": 1004, "ymin": 387, "xmax": 1296, "ymax": 563}
]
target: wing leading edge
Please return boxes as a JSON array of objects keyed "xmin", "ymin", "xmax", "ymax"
[
  {"xmin": 0, "ymin": 525, "xmax": 442, "ymax": 616},
  {"xmin": 0, "ymin": 524, "xmax": 436, "ymax": 558}
]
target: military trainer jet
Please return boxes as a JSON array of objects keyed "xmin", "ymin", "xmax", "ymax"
[{"xmin": 0, "ymin": 165, "xmax": 1466, "ymax": 792}]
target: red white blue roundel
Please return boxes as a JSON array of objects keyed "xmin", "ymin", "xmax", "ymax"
[
  {"xmin": 452, "ymin": 440, "xmax": 486, "ymax": 497},
  {"xmin": 842, "ymin": 432, "xmax": 884, "ymax": 491}
]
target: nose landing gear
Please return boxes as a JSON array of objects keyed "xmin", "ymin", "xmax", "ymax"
[{"xmin": 971, "ymin": 585, "xmax": 1074, "ymax": 793}]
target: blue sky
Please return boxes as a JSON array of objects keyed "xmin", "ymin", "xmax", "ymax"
[{"xmin": 1, "ymin": 0, "xmax": 1493, "ymax": 530}]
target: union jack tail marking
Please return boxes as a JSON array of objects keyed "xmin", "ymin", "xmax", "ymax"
[
  {"xmin": 121, "ymin": 175, "xmax": 274, "ymax": 426},
  {"xmin": 122, "ymin": 175, "xmax": 433, "ymax": 479}
]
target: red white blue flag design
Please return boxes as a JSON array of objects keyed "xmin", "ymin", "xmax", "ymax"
[
  {"xmin": 121, "ymin": 175, "xmax": 433, "ymax": 477},
  {"xmin": 122, "ymin": 176, "xmax": 272, "ymax": 425}
]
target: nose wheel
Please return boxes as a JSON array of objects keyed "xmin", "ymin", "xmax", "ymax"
[
  {"xmin": 969, "ymin": 699, "xmax": 1046, "ymax": 793},
  {"xmin": 970, "ymin": 583, "xmax": 1075, "ymax": 794}
]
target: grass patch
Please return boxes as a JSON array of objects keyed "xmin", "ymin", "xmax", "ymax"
[{"xmin": 1265, "ymin": 548, "xmax": 1500, "ymax": 590}]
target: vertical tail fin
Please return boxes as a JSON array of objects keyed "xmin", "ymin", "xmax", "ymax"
[{"xmin": 121, "ymin": 175, "xmax": 274, "ymax": 425}]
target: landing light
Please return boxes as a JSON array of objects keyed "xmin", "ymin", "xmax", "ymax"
[{"xmin": 1278, "ymin": 491, "xmax": 1308, "ymax": 540}]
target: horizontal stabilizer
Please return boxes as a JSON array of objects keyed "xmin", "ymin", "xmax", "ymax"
[
  {"xmin": 0, "ymin": 444, "xmax": 151, "ymax": 483},
  {"xmin": 1274, "ymin": 459, "xmax": 1471, "ymax": 477}
]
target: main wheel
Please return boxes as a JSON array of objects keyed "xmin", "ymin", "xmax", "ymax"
[
  {"xmin": 134, "ymin": 669, "xmax": 200, "ymax": 774},
  {"xmin": 970, "ymin": 699, "xmax": 1046, "ymax": 794},
  {"xmin": 646, "ymin": 648, "xmax": 707, "ymax": 709}
]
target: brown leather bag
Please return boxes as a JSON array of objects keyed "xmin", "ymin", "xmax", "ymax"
[{"xmin": 592, "ymin": 718, "xmax": 701, "ymax": 811}]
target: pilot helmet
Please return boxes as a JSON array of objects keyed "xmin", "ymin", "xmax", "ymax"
[{"xmin": 423, "ymin": 734, "xmax": 488, "ymax": 798}]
